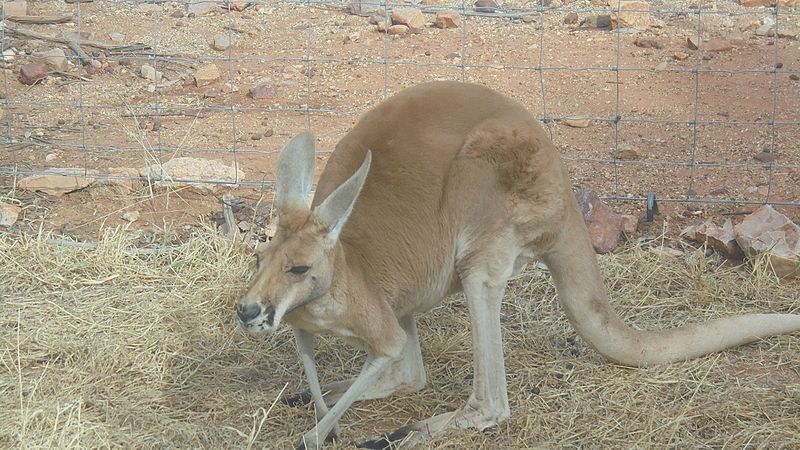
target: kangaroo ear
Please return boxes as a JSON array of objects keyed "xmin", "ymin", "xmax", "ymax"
[
  {"xmin": 276, "ymin": 132, "xmax": 316, "ymax": 214},
  {"xmin": 314, "ymin": 151, "xmax": 372, "ymax": 243}
]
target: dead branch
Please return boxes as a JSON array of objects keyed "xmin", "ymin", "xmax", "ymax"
[
  {"xmin": 6, "ymin": 15, "xmax": 74, "ymax": 24},
  {"xmin": 5, "ymin": 26, "xmax": 150, "ymax": 63}
]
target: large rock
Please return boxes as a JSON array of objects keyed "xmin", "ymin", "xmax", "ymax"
[
  {"xmin": 575, "ymin": 188, "xmax": 623, "ymax": 254},
  {"xmin": 611, "ymin": 1, "xmax": 650, "ymax": 29},
  {"xmin": 18, "ymin": 168, "xmax": 97, "ymax": 196},
  {"xmin": 0, "ymin": 203, "xmax": 21, "ymax": 227},
  {"xmin": 734, "ymin": 205, "xmax": 800, "ymax": 279},
  {"xmin": 392, "ymin": 8, "xmax": 425, "ymax": 31},
  {"xmin": 19, "ymin": 62, "xmax": 48, "ymax": 85},
  {"xmin": 194, "ymin": 63, "xmax": 221, "ymax": 87},
  {"xmin": 139, "ymin": 157, "xmax": 245, "ymax": 193},
  {"xmin": 435, "ymin": 11, "xmax": 461, "ymax": 29},
  {"xmin": 35, "ymin": 48, "xmax": 68, "ymax": 71},
  {"xmin": 682, "ymin": 219, "xmax": 744, "ymax": 260}
]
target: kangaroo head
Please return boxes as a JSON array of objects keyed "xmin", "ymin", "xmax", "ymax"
[{"xmin": 236, "ymin": 132, "xmax": 371, "ymax": 333}]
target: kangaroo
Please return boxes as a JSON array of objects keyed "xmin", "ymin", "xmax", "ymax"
[{"xmin": 235, "ymin": 81, "xmax": 800, "ymax": 449}]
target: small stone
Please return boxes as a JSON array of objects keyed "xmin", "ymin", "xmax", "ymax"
[
  {"xmin": 633, "ymin": 38, "xmax": 661, "ymax": 49},
  {"xmin": 140, "ymin": 64, "xmax": 163, "ymax": 82},
  {"xmin": 250, "ymin": 133, "xmax": 261, "ymax": 140},
  {"xmin": 790, "ymin": 74, "xmax": 800, "ymax": 81},
  {"xmin": 344, "ymin": 32, "xmax": 361, "ymax": 43},
  {"xmin": 391, "ymin": 8, "xmax": 425, "ymax": 30},
  {"xmin": 687, "ymin": 36, "xmax": 701, "ymax": 50},
  {"xmin": 778, "ymin": 30, "xmax": 798, "ymax": 40},
  {"xmin": 194, "ymin": 63, "xmax": 221, "ymax": 87},
  {"xmin": 654, "ymin": 61, "xmax": 668, "ymax": 71},
  {"xmin": 580, "ymin": 15, "xmax": 612, "ymax": 29},
  {"xmin": 474, "ymin": 0, "xmax": 500, "ymax": 13},
  {"xmin": 387, "ymin": 24, "xmax": 410, "ymax": 36},
  {"xmin": 122, "ymin": 210, "xmax": 140, "ymax": 223},
  {"xmin": 35, "ymin": 48, "xmax": 68, "ymax": 71},
  {"xmin": 435, "ymin": 11, "xmax": 461, "ymax": 29},
  {"xmin": 211, "ymin": 34, "xmax": 232, "ymax": 51},
  {"xmin": 108, "ymin": 32, "xmax": 126, "ymax": 43},
  {"xmin": 19, "ymin": 62, "xmax": 48, "ymax": 85},
  {"xmin": 171, "ymin": 10, "xmax": 185, "ymax": 18},
  {"xmin": 368, "ymin": 13, "xmax": 386, "ymax": 25},
  {"xmin": 564, "ymin": 118, "xmax": 590, "ymax": 128},
  {"xmin": 249, "ymin": 81, "xmax": 276, "ymax": 99},
  {"xmin": 564, "ymin": 11, "xmax": 579, "ymax": 25},
  {"xmin": 612, "ymin": 144, "xmax": 640, "ymax": 160},
  {"xmin": 264, "ymin": 128, "xmax": 274, "ymax": 137},
  {"xmin": 753, "ymin": 151, "xmax": 778, "ymax": 163},
  {"xmin": 2, "ymin": 1, "xmax": 27, "ymax": 17},
  {"xmin": 237, "ymin": 220, "xmax": 251, "ymax": 231},
  {"xmin": 620, "ymin": 214, "xmax": 638, "ymax": 236},
  {"xmin": 0, "ymin": 203, "xmax": 21, "ymax": 227},
  {"xmin": 522, "ymin": 15, "xmax": 536, "ymax": 24},
  {"xmin": 18, "ymin": 168, "xmax": 97, "ymax": 196},
  {"xmin": 86, "ymin": 60, "xmax": 103, "ymax": 76},
  {"xmin": 673, "ymin": 51, "xmax": 690, "ymax": 61},
  {"xmin": 709, "ymin": 187, "xmax": 729, "ymax": 196},
  {"xmin": 45, "ymin": 153, "xmax": 56, "ymax": 162}
]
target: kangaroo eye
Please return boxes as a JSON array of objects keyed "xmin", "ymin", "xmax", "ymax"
[{"xmin": 289, "ymin": 266, "xmax": 310, "ymax": 275}]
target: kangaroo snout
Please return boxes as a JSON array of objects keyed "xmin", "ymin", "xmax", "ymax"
[
  {"xmin": 236, "ymin": 303, "xmax": 262, "ymax": 323},
  {"xmin": 236, "ymin": 300, "xmax": 277, "ymax": 332}
]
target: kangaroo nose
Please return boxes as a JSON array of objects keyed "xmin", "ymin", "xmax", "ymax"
[{"xmin": 237, "ymin": 303, "xmax": 262, "ymax": 323}]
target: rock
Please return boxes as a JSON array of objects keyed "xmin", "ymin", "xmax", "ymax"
[
  {"xmin": 2, "ymin": 1, "xmax": 27, "ymax": 17},
  {"xmin": 211, "ymin": 34, "xmax": 231, "ymax": 51},
  {"xmin": 99, "ymin": 167, "xmax": 140, "ymax": 193},
  {"xmin": 682, "ymin": 219, "xmax": 745, "ymax": 260},
  {"xmin": 392, "ymin": 8, "xmax": 425, "ymax": 30},
  {"xmin": 187, "ymin": 0, "xmax": 218, "ymax": 15},
  {"xmin": 249, "ymin": 81, "xmax": 276, "ymax": 99},
  {"xmin": 474, "ymin": 0, "xmax": 500, "ymax": 13},
  {"xmin": 753, "ymin": 151, "xmax": 778, "ymax": 163},
  {"xmin": 673, "ymin": 51, "xmax": 690, "ymax": 60},
  {"xmin": 705, "ymin": 38, "xmax": 734, "ymax": 52},
  {"xmin": 620, "ymin": 214, "xmax": 638, "ymax": 236},
  {"xmin": 791, "ymin": 74, "xmax": 800, "ymax": 81},
  {"xmin": 122, "ymin": 210, "xmax": 140, "ymax": 223},
  {"xmin": 435, "ymin": 11, "xmax": 461, "ymax": 29},
  {"xmin": 734, "ymin": 205, "xmax": 800, "ymax": 279},
  {"xmin": 0, "ymin": 203, "xmax": 21, "ymax": 227},
  {"xmin": 139, "ymin": 157, "xmax": 245, "ymax": 193},
  {"xmin": 19, "ymin": 62, "xmax": 48, "ymax": 85},
  {"xmin": 194, "ymin": 63, "xmax": 221, "ymax": 87},
  {"xmin": 778, "ymin": 29, "xmax": 798, "ymax": 40},
  {"xmin": 580, "ymin": 15, "xmax": 612, "ymax": 29},
  {"xmin": 654, "ymin": 61, "xmax": 668, "ymax": 71},
  {"xmin": 633, "ymin": 38, "xmax": 661, "ymax": 49},
  {"xmin": 140, "ymin": 64, "xmax": 163, "ymax": 82},
  {"xmin": 564, "ymin": 118, "xmax": 590, "ymax": 128},
  {"xmin": 612, "ymin": 144, "xmax": 640, "ymax": 160},
  {"xmin": 35, "ymin": 48, "xmax": 67, "ymax": 71},
  {"xmin": 522, "ymin": 15, "xmax": 536, "ymax": 23},
  {"xmin": 564, "ymin": 11, "xmax": 579, "ymax": 24},
  {"xmin": 611, "ymin": 1, "xmax": 650, "ymax": 29},
  {"xmin": 368, "ymin": 12, "xmax": 387, "ymax": 25},
  {"xmin": 344, "ymin": 32, "xmax": 361, "ymax": 43},
  {"xmin": 387, "ymin": 24, "xmax": 410, "ymax": 36},
  {"xmin": 575, "ymin": 188, "xmax": 623, "ymax": 254},
  {"xmin": 687, "ymin": 36, "xmax": 701, "ymax": 50},
  {"xmin": 18, "ymin": 168, "xmax": 97, "ymax": 196},
  {"xmin": 86, "ymin": 59, "xmax": 103, "ymax": 76},
  {"xmin": 709, "ymin": 187, "xmax": 729, "ymax": 196},
  {"xmin": 755, "ymin": 23, "xmax": 775, "ymax": 37},
  {"xmin": 108, "ymin": 32, "xmax": 125, "ymax": 43}
]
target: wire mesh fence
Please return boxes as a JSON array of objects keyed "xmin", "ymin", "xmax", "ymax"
[{"xmin": 1, "ymin": 0, "xmax": 799, "ymax": 209}]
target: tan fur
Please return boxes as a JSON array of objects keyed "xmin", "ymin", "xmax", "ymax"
[{"xmin": 236, "ymin": 81, "xmax": 800, "ymax": 448}]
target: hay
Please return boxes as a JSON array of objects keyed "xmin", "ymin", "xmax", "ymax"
[{"xmin": 1, "ymin": 229, "xmax": 798, "ymax": 448}]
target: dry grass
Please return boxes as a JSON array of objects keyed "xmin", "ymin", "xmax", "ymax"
[{"xmin": 1, "ymin": 229, "xmax": 799, "ymax": 449}]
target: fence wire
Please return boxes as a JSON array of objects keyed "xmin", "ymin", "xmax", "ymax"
[{"xmin": 1, "ymin": 0, "xmax": 799, "ymax": 208}]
